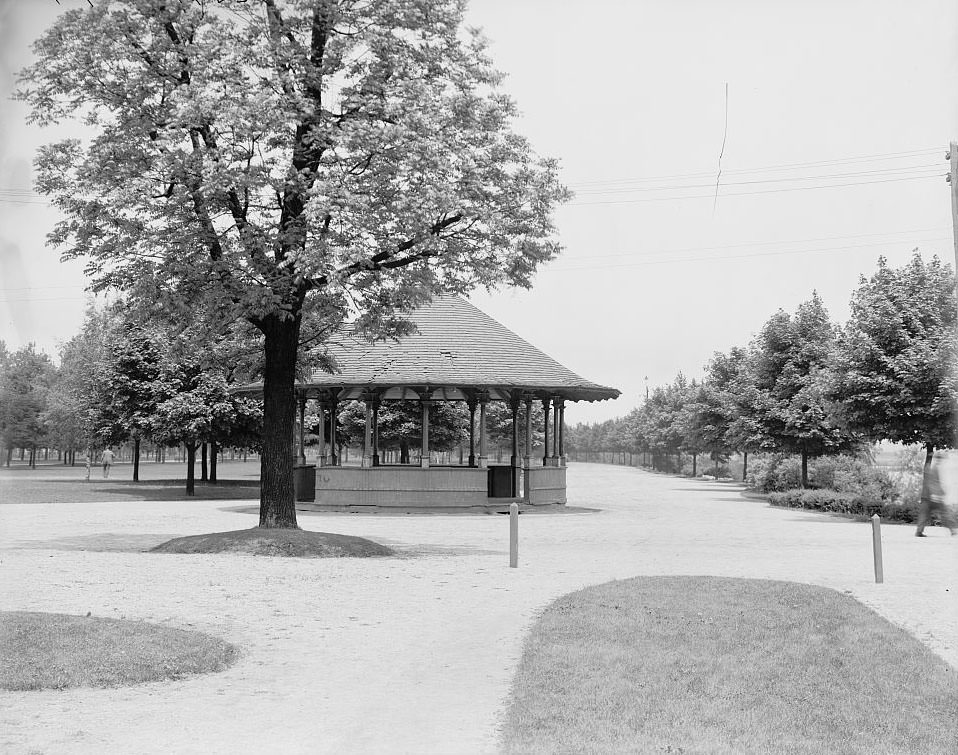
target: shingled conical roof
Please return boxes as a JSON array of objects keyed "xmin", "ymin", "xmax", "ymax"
[{"xmin": 301, "ymin": 296, "xmax": 619, "ymax": 403}]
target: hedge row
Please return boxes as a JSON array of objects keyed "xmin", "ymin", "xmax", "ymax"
[{"xmin": 767, "ymin": 488, "xmax": 934, "ymax": 523}]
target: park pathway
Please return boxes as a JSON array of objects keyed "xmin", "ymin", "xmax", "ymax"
[{"xmin": 1, "ymin": 463, "xmax": 956, "ymax": 754}]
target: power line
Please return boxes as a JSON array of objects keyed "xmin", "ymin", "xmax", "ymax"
[
  {"xmin": 546, "ymin": 237, "xmax": 952, "ymax": 272},
  {"xmin": 572, "ymin": 164, "xmax": 943, "ymax": 196},
  {"xmin": 558, "ymin": 227, "xmax": 952, "ymax": 263},
  {"xmin": 565, "ymin": 147, "xmax": 943, "ymax": 188},
  {"xmin": 569, "ymin": 173, "xmax": 943, "ymax": 206}
]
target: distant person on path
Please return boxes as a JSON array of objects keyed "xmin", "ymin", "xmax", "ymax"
[
  {"xmin": 100, "ymin": 447, "xmax": 115, "ymax": 479},
  {"xmin": 916, "ymin": 450, "xmax": 957, "ymax": 537}
]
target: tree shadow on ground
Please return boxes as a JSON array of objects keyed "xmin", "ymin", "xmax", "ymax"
[{"xmin": 11, "ymin": 533, "xmax": 183, "ymax": 552}]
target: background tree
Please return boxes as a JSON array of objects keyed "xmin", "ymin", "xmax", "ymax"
[
  {"xmin": 832, "ymin": 253, "xmax": 958, "ymax": 477},
  {"xmin": 677, "ymin": 380, "xmax": 723, "ymax": 476},
  {"xmin": 149, "ymin": 358, "xmax": 262, "ymax": 495},
  {"xmin": 97, "ymin": 321, "xmax": 164, "ymax": 480},
  {"xmin": 0, "ymin": 345, "xmax": 55, "ymax": 467},
  {"xmin": 19, "ymin": 0, "xmax": 569, "ymax": 528},
  {"xmin": 49, "ymin": 306, "xmax": 115, "ymax": 465},
  {"xmin": 750, "ymin": 294, "xmax": 856, "ymax": 486},
  {"xmin": 705, "ymin": 347, "xmax": 767, "ymax": 481}
]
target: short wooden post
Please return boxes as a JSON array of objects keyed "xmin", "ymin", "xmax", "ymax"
[
  {"xmin": 871, "ymin": 513, "xmax": 883, "ymax": 584},
  {"xmin": 510, "ymin": 502, "xmax": 519, "ymax": 568}
]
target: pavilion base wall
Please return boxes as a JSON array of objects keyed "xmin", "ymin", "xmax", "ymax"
[
  {"xmin": 311, "ymin": 465, "xmax": 568, "ymax": 507},
  {"xmin": 314, "ymin": 466, "xmax": 492, "ymax": 507},
  {"xmin": 524, "ymin": 466, "xmax": 567, "ymax": 505}
]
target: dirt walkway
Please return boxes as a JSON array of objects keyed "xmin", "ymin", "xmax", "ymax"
[{"xmin": 1, "ymin": 463, "xmax": 955, "ymax": 754}]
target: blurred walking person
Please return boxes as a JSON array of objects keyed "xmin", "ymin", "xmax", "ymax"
[{"xmin": 916, "ymin": 450, "xmax": 957, "ymax": 537}]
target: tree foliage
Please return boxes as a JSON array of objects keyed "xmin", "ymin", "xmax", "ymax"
[
  {"xmin": 748, "ymin": 293, "xmax": 858, "ymax": 484},
  {"xmin": 832, "ymin": 253, "xmax": 958, "ymax": 451},
  {"xmin": 18, "ymin": 0, "xmax": 569, "ymax": 527}
]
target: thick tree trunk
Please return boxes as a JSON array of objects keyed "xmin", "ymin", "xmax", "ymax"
[
  {"xmin": 258, "ymin": 313, "xmax": 301, "ymax": 528},
  {"xmin": 210, "ymin": 441, "xmax": 218, "ymax": 484},
  {"xmin": 185, "ymin": 442, "xmax": 196, "ymax": 496},
  {"xmin": 201, "ymin": 442, "xmax": 208, "ymax": 482},
  {"xmin": 742, "ymin": 450, "xmax": 748, "ymax": 481},
  {"xmin": 801, "ymin": 448, "xmax": 809, "ymax": 488},
  {"xmin": 133, "ymin": 437, "xmax": 140, "ymax": 482},
  {"xmin": 692, "ymin": 453, "xmax": 697, "ymax": 476},
  {"xmin": 400, "ymin": 439, "xmax": 410, "ymax": 464}
]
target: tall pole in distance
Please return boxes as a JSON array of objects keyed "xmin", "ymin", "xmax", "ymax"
[
  {"xmin": 949, "ymin": 142, "xmax": 958, "ymax": 321},
  {"xmin": 949, "ymin": 143, "xmax": 958, "ymax": 449}
]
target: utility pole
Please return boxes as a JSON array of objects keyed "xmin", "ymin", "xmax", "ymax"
[
  {"xmin": 949, "ymin": 141, "xmax": 958, "ymax": 320},
  {"xmin": 949, "ymin": 142, "xmax": 958, "ymax": 450}
]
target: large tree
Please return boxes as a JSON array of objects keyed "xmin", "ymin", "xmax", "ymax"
[
  {"xmin": 19, "ymin": 1, "xmax": 568, "ymax": 527},
  {"xmin": 750, "ymin": 294, "xmax": 857, "ymax": 486},
  {"xmin": 832, "ymin": 253, "xmax": 958, "ymax": 468}
]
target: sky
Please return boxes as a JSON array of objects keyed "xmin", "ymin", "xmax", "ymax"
[{"xmin": 1, "ymin": 0, "xmax": 957, "ymax": 425}]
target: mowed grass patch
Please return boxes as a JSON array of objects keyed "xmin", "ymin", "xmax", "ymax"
[
  {"xmin": 0, "ymin": 611, "xmax": 238, "ymax": 691},
  {"xmin": 501, "ymin": 577, "xmax": 958, "ymax": 755}
]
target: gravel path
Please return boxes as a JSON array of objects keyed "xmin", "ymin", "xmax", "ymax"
[{"xmin": 1, "ymin": 462, "xmax": 955, "ymax": 754}]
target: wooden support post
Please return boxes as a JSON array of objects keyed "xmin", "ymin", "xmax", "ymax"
[
  {"xmin": 297, "ymin": 396, "xmax": 307, "ymax": 465},
  {"xmin": 542, "ymin": 397, "xmax": 551, "ymax": 466},
  {"xmin": 316, "ymin": 404, "xmax": 326, "ymax": 466},
  {"xmin": 362, "ymin": 396, "xmax": 373, "ymax": 468},
  {"xmin": 510, "ymin": 502, "xmax": 519, "ymax": 568},
  {"xmin": 420, "ymin": 397, "xmax": 431, "ymax": 468},
  {"xmin": 558, "ymin": 400, "xmax": 565, "ymax": 465},
  {"xmin": 468, "ymin": 399, "xmax": 477, "ymax": 467},
  {"xmin": 372, "ymin": 396, "xmax": 380, "ymax": 467},
  {"xmin": 329, "ymin": 400, "xmax": 338, "ymax": 466},
  {"xmin": 552, "ymin": 398, "xmax": 560, "ymax": 464},
  {"xmin": 871, "ymin": 514, "xmax": 883, "ymax": 584},
  {"xmin": 478, "ymin": 394, "xmax": 488, "ymax": 468}
]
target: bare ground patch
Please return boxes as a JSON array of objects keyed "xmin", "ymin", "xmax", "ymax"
[{"xmin": 149, "ymin": 527, "xmax": 395, "ymax": 557}]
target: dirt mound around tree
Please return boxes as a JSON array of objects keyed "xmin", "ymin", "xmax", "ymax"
[{"xmin": 150, "ymin": 527, "xmax": 394, "ymax": 558}]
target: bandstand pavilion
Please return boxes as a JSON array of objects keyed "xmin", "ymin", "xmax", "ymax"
[{"xmin": 292, "ymin": 296, "xmax": 619, "ymax": 510}]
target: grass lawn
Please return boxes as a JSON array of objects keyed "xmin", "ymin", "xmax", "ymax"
[
  {"xmin": 0, "ymin": 611, "xmax": 238, "ymax": 691},
  {"xmin": 500, "ymin": 577, "xmax": 958, "ymax": 754}
]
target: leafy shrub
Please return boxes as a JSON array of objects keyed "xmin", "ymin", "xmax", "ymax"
[
  {"xmin": 768, "ymin": 489, "xmax": 863, "ymax": 514},
  {"xmin": 748, "ymin": 454, "xmax": 898, "ymax": 502},
  {"xmin": 812, "ymin": 456, "xmax": 897, "ymax": 501},
  {"xmin": 767, "ymin": 486, "xmax": 951, "ymax": 523},
  {"xmin": 748, "ymin": 454, "xmax": 803, "ymax": 493},
  {"xmin": 878, "ymin": 500, "xmax": 921, "ymax": 523}
]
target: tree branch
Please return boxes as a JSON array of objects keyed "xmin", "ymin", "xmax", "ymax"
[{"xmin": 305, "ymin": 213, "xmax": 464, "ymax": 291}]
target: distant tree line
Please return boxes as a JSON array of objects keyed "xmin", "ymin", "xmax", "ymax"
[
  {"xmin": 0, "ymin": 305, "xmax": 261, "ymax": 495},
  {"xmin": 566, "ymin": 253, "xmax": 958, "ymax": 488}
]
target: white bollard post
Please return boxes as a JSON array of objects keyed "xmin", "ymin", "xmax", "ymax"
[
  {"xmin": 509, "ymin": 502, "xmax": 519, "ymax": 568},
  {"xmin": 871, "ymin": 513, "xmax": 883, "ymax": 584}
]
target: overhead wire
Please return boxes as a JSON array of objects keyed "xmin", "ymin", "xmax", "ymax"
[
  {"xmin": 545, "ymin": 236, "xmax": 952, "ymax": 273},
  {"xmin": 565, "ymin": 147, "xmax": 943, "ymax": 188}
]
